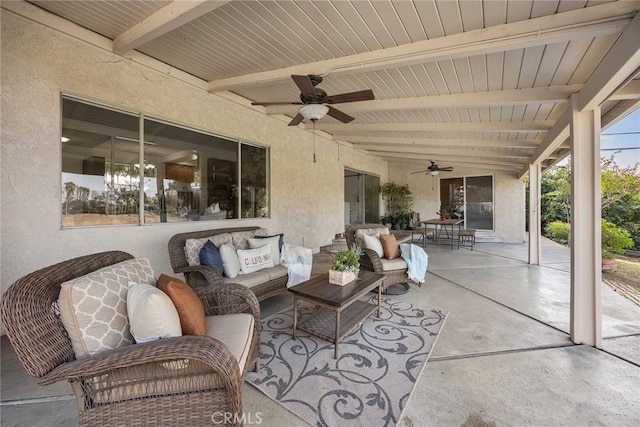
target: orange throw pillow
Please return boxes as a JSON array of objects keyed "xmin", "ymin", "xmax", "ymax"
[
  {"xmin": 156, "ymin": 274, "xmax": 206, "ymax": 336},
  {"xmin": 379, "ymin": 234, "xmax": 401, "ymax": 259}
]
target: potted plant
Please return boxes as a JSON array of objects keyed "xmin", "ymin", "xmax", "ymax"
[
  {"xmin": 379, "ymin": 182, "xmax": 414, "ymax": 229},
  {"xmin": 436, "ymin": 209, "xmax": 451, "ymax": 221},
  {"xmin": 329, "ymin": 246, "xmax": 363, "ymax": 285}
]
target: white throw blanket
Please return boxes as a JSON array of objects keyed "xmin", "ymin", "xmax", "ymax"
[
  {"xmin": 399, "ymin": 243, "xmax": 428, "ymax": 284},
  {"xmin": 281, "ymin": 243, "xmax": 313, "ymax": 287}
]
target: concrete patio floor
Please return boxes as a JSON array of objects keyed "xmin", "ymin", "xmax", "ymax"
[{"xmin": 2, "ymin": 239, "xmax": 639, "ymax": 426}]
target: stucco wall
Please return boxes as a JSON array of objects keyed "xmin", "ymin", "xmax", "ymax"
[
  {"xmin": 388, "ymin": 162, "xmax": 525, "ymax": 243},
  {"xmin": 0, "ymin": 12, "xmax": 388, "ymax": 298}
]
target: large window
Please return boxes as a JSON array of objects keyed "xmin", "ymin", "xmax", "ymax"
[
  {"xmin": 61, "ymin": 96, "xmax": 269, "ymax": 227},
  {"xmin": 344, "ymin": 169, "xmax": 380, "ymax": 225}
]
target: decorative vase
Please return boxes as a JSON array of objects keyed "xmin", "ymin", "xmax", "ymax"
[
  {"xmin": 328, "ymin": 269, "xmax": 358, "ymax": 286},
  {"xmin": 441, "ymin": 216, "xmax": 446, "ymax": 221}
]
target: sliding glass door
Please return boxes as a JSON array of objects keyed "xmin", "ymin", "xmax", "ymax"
[
  {"xmin": 440, "ymin": 175, "xmax": 494, "ymax": 230},
  {"xmin": 344, "ymin": 169, "xmax": 380, "ymax": 225}
]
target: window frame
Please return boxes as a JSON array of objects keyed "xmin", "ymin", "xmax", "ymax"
[{"xmin": 60, "ymin": 93, "xmax": 270, "ymax": 228}]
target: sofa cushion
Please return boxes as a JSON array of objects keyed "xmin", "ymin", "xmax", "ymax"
[
  {"xmin": 199, "ymin": 240, "xmax": 224, "ymax": 273},
  {"xmin": 156, "ymin": 274, "xmax": 206, "ymax": 336},
  {"xmin": 90, "ymin": 313, "xmax": 254, "ymax": 404},
  {"xmin": 379, "ymin": 234, "xmax": 401, "ymax": 259},
  {"xmin": 222, "ymin": 265, "xmax": 287, "ymax": 288},
  {"xmin": 219, "ymin": 242, "xmax": 241, "ymax": 279},
  {"xmin": 205, "ymin": 313, "xmax": 254, "ymax": 372},
  {"xmin": 127, "ymin": 283, "xmax": 182, "ymax": 344},
  {"xmin": 248, "ymin": 236, "xmax": 281, "ymax": 266},
  {"xmin": 58, "ymin": 258, "xmax": 155, "ymax": 357},
  {"xmin": 185, "ymin": 233, "xmax": 232, "ymax": 266},
  {"xmin": 379, "ymin": 257, "xmax": 408, "ymax": 272},
  {"xmin": 237, "ymin": 245, "xmax": 275, "ymax": 274}
]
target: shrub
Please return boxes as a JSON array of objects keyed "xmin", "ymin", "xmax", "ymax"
[
  {"xmin": 544, "ymin": 221, "xmax": 570, "ymax": 245},
  {"xmin": 601, "ymin": 219, "xmax": 634, "ymax": 258}
]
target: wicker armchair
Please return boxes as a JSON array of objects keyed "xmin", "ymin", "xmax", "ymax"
[
  {"xmin": 168, "ymin": 226, "xmax": 288, "ymax": 302},
  {"xmin": 1, "ymin": 251, "xmax": 260, "ymax": 427},
  {"xmin": 345, "ymin": 223, "xmax": 421, "ymax": 291}
]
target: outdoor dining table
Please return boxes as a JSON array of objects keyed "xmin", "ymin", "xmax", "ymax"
[{"xmin": 421, "ymin": 218, "xmax": 465, "ymax": 250}]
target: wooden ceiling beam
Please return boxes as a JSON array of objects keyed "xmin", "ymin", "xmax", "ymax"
[
  {"xmin": 358, "ymin": 145, "xmax": 532, "ymax": 159},
  {"xmin": 333, "ymin": 136, "xmax": 539, "ymax": 148},
  {"xmin": 265, "ymin": 85, "xmax": 583, "ymax": 115},
  {"xmin": 317, "ymin": 121, "xmax": 552, "ymax": 133},
  {"xmin": 208, "ymin": 2, "xmax": 636, "ymax": 92},
  {"xmin": 113, "ymin": 1, "xmax": 229, "ymax": 54}
]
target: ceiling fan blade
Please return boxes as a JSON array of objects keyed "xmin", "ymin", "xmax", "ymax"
[
  {"xmin": 326, "ymin": 105, "xmax": 354, "ymax": 123},
  {"xmin": 287, "ymin": 113, "xmax": 304, "ymax": 126},
  {"xmin": 411, "ymin": 171, "xmax": 427, "ymax": 174},
  {"xmin": 326, "ymin": 89, "xmax": 375, "ymax": 104},
  {"xmin": 440, "ymin": 167, "xmax": 454, "ymax": 171},
  {"xmin": 252, "ymin": 101, "xmax": 303, "ymax": 106},
  {"xmin": 291, "ymin": 75, "xmax": 316, "ymax": 98}
]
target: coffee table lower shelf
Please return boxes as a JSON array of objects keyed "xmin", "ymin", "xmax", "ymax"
[{"xmin": 295, "ymin": 300, "xmax": 376, "ymax": 358}]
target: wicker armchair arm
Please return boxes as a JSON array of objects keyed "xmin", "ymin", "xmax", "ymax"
[
  {"xmin": 39, "ymin": 335, "xmax": 240, "ymax": 386},
  {"xmin": 362, "ymin": 248, "xmax": 384, "ymax": 273},
  {"xmin": 197, "ymin": 283, "xmax": 262, "ymax": 337},
  {"xmin": 174, "ymin": 265, "xmax": 224, "ymax": 286}
]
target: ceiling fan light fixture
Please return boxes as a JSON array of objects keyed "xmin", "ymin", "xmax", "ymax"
[
  {"xmin": 429, "ymin": 170, "xmax": 439, "ymax": 176},
  {"xmin": 299, "ymin": 104, "xmax": 329, "ymax": 121}
]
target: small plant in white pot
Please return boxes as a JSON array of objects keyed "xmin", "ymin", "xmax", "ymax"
[{"xmin": 329, "ymin": 246, "xmax": 363, "ymax": 285}]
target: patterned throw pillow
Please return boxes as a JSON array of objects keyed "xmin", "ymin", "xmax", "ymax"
[
  {"xmin": 184, "ymin": 233, "xmax": 232, "ymax": 266},
  {"xmin": 237, "ymin": 244, "xmax": 275, "ymax": 274},
  {"xmin": 58, "ymin": 258, "xmax": 155, "ymax": 358},
  {"xmin": 230, "ymin": 228, "xmax": 268, "ymax": 250}
]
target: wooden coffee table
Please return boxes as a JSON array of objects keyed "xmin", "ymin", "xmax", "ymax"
[{"xmin": 289, "ymin": 270, "xmax": 385, "ymax": 358}]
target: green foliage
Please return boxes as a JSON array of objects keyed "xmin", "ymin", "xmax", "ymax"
[
  {"xmin": 436, "ymin": 209, "xmax": 451, "ymax": 219},
  {"xmin": 380, "ymin": 211, "xmax": 411, "ymax": 230},
  {"xmin": 540, "ymin": 155, "xmax": 639, "ymax": 250},
  {"xmin": 379, "ymin": 182, "xmax": 413, "ymax": 214},
  {"xmin": 541, "ymin": 166, "xmax": 571, "ymax": 227},
  {"xmin": 544, "ymin": 221, "xmax": 570, "ymax": 245},
  {"xmin": 601, "ymin": 219, "xmax": 634, "ymax": 258},
  {"xmin": 330, "ymin": 247, "xmax": 363, "ymax": 272}
]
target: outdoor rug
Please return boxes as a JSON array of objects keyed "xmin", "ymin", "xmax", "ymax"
[{"xmin": 246, "ymin": 296, "xmax": 447, "ymax": 427}]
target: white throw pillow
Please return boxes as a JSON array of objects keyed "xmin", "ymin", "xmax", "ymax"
[
  {"xmin": 248, "ymin": 236, "xmax": 281, "ymax": 266},
  {"xmin": 363, "ymin": 233, "xmax": 385, "ymax": 258},
  {"xmin": 127, "ymin": 282, "xmax": 182, "ymax": 344},
  {"xmin": 219, "ymin": 242, "xmax": 242, "ymax": 278},
  {"xmin": 237, "ymin": 244, "xmax": 275, "ymax": 274}
]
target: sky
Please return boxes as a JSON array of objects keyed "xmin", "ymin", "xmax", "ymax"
[{"xmin": 600, "ymin": 107, "xmax": 640, "ymax": 169}]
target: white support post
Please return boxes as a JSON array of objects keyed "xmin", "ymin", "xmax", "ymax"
[
  {"xmin": 528, "ymin": 163, "xmax": 541, "ymax": 265},
  {"xmin": 569, "ymin": 94, "xmax": 602, "ymax": 347}
]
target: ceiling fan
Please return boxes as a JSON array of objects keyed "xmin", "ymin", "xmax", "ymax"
[
  {"xmin": 412, "ymin": 161, "xmax": 454, "ymax": 176},
  {"xmin": 251, "ymin": 74, "xmax": 374, "ymax": 126}
]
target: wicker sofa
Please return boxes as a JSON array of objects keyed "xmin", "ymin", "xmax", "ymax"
[
  {"xmin": 168, "ymin": 226, "xmax": 288, "ymax": 302},
  {"xmin": 1, "ymin": 251, "xmax": 260, "ymax": 427},
  {"xmin": 345, "ymin": 223, "xmax": 421, "ymax": 291}
]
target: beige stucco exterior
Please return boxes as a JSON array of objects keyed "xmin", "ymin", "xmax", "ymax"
[{"xmin": 1, "ymin": 12, "xmax": 525, "ymax": 302}]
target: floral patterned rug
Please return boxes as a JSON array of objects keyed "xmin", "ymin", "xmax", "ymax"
[{"xmin": 246, "ymin": 296, "xmax": 447, "ymax": 427}]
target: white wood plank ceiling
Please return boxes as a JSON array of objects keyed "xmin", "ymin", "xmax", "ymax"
[{"xmin": 23, "ymin": 0, "xmax": 640, "ymax": 176}]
